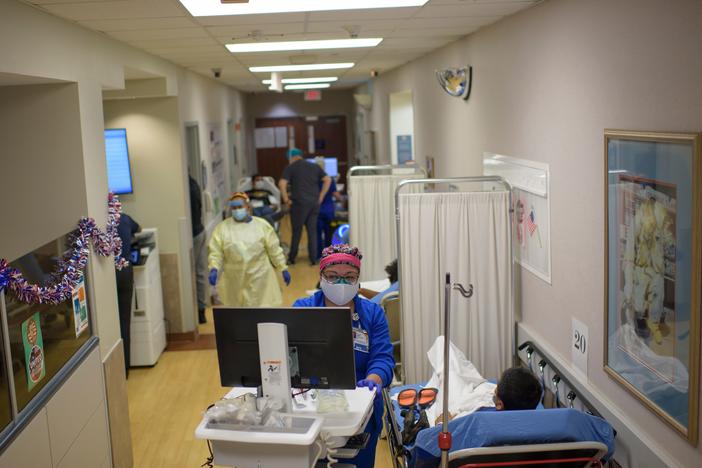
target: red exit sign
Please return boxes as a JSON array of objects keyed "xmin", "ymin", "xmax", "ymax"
[{"xmin": 304, "ymin": 90, "xmax": 322, "ymax": 101}]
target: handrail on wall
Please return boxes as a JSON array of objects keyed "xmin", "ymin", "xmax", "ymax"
[{"xmin": 518, "ymin": 340, "xmax": 603, "ymax": 419}]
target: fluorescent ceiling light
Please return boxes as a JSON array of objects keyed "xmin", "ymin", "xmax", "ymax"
[
  {"xmin": 250, "ymin": 63, "xmax": 354, "ymax": 72},
  {"xmin": 179, "ymin": 0, "xmax": 428, "ymax": 16},
  {"xmin": 227, "ymin": 38, "xmax": 382, "ymax": 53},
  {"xmin": 262, "ymin": 77, "xmax": 338, "ymax": 84},
  {"xmin": 285, "ymin": 83, "xmax": 331, "ymax": 90}
]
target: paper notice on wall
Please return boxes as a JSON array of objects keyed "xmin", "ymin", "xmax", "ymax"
[
  {"xmin": 483, "ymin": 153, "xmax": 551, "ymax": 283},
  {"xmin": 72, "ymin": 275, "xmax": 89, "ymax": 337},
  {"xmin": 255, "ymin": 127, "xmax": 275, "ymax": 149},
  {"xmin": 274, "ymin": 126, "xmax": 288, "ymax": 148}
]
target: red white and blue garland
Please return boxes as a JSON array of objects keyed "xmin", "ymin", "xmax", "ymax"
[{"xmin": 0, "ymin": 193, "xmax": 128, "ymax": 305}]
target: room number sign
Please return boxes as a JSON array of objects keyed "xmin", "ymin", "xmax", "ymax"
[{"xmin": 571, "ymin": 317, "xmax": 588, "ymax": 376}]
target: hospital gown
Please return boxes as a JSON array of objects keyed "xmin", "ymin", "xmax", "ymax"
[{"xmin": 208, "ymin": 216, "xmax": 287, "ymax": 307}]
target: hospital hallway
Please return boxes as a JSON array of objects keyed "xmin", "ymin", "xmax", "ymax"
[
  {"xmin": 125, "ymin": 217, "xmax": 394, "ymax": 468},
  {"xmin": 4, "ymin": 1, "xmax": 702, "ymax": 467}
]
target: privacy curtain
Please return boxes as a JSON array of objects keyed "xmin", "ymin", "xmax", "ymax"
[
  {"xmin": 398, "ymin": 190, "xmax": 512, "ymax": 382},
  {"xmin": 349, "ymin": 174, "xmax": 420, "ymax": 281}
]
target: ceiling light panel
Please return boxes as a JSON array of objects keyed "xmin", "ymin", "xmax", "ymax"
[
  {"xmin": 284, "ymin": 83, "xmax": 331, "ymax": 90},
  {"xmin": 227, "ymin": 38, "xmax": 382, "ymax": 53},
  {"xmin": 262, "ymin": 77, "xmax": 338, "ymax": 84},
  {"xmin": 249, "ymin": 63, "xmax": 354, "ymax": 72},
  {"xmin": 179, "ymin": 0, "xmax": 428, "ymax": 16}
]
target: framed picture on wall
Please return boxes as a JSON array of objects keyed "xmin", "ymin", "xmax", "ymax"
[{"xmin": 604, "ymin": 129, "xmax": 701, "ymax": 443}]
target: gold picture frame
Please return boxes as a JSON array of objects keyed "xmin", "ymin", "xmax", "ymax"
[{"xmin": 604, "ymin": 129, "xmax": 701, "ymax": 444}]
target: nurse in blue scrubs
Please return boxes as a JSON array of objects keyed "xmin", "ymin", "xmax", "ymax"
[{"xmin": 293, "ymin": 244, "xmax": 395, "ymax": 468}]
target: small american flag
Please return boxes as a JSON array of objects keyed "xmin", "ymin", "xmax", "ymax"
[{"xmin": 526, "ymin": 208, "xmax": 537, "ymax": 236}]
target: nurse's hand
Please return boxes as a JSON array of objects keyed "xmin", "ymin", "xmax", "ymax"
[
  {"xmin": 357, "ymin": 378, "xmax": 382, "ymax": 396},
  {"xmin": 282, "ymin": 270, "xmax": 291, "ymax": 286},
  {"xmin": 208, "ymin": 268, "xmax": 218, "ymax": 286}
]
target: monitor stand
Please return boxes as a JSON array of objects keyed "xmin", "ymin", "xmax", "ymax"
[{"xmin": 257, "ymin": 323, "xmax": 293, "ymax": 413}]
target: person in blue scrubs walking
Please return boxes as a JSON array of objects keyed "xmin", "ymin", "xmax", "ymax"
[{"xmin": 293, "ymin": 244, "xmax": 394, "ymax": 468}]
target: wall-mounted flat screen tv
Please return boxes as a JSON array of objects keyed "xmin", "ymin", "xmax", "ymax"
[{"xmin": 104, "ymin": 128, "xmax": 134, "ymax": 194}]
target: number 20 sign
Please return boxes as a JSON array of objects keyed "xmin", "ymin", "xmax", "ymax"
[{"xmin": 572, "ymin": 318, "xmax": 588, "ymax": 375}]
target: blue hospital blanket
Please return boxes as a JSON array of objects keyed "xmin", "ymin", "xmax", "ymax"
[{"xmin": 409, "ymin": 408, "xmax": 615, "ymax": 467}]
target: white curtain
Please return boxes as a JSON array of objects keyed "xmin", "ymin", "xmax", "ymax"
[
  {"xmin": 398, "ymin": 191, "xmax": 512, "ymax": 383},
  {"xmin": 349, "ymin": 174, "xmax": 420, "ymax": 281}
]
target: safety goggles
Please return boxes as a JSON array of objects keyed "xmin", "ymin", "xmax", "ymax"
[
  {"xmin": 321, "ymin": 272, "xmax": 359, "ymax": 285},
  {"xmin": 397, "ymin": 387, "xmax": 438, "ymax": 409}
]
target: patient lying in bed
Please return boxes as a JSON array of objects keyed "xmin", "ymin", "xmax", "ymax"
[
  {"xmin": 436, "ymin": 366, "xmax": 543, "ymax": 424},
  {"xmin": 410, "ymin": 368, "xmax": 615, "ymax": 467}
]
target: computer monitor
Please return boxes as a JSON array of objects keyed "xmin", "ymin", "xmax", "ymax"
[
  {"xmin": 213, "ymin": 307, "xmax": 356, "ymax": 389},
  {"xmin": 104, "ymin": 128, "xmax": 134, "ymax": 194},
  {"xmin": 306, "ymin": 157, "xmax": 339, "ymax": 177}
]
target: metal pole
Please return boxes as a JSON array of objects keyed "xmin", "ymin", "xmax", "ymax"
[{"xmin": 440, "ymin": 273, "xmax": 452, "ymax": 468}]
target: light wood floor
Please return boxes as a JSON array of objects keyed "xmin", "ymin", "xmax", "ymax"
[{"xmin": 127, "ymin": 216, "xmax": 395, "ymax": 467}]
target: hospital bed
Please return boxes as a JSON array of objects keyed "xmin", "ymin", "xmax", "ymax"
[
  {"xmin": 237, "ymin": 176, "xmax": 283, "ymax": 231},
  {"xmin": 382, "ymin": 338, "xmax": 617, "ymax": 468},
  {"xmin": 383, "ymin": 386, "xmax": 614, "ymax": 468}
]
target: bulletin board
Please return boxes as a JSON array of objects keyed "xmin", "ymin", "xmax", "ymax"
[{"xmin": 484, "ymin": 153, "xmax": 551, "ymax": 284}]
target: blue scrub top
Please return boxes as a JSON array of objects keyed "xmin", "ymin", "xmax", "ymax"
[
  {"xmin": 292, "ymin": 290, "xmax": 395, "ymax": 386},
  {"xmin": 319, "ymin": 179, "xmax": 337, "ymax": 216}
]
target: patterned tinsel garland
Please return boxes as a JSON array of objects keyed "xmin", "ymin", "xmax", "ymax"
[{"xmin": 0, "ymin": 193, "xmax": 128, "ymax": 305}]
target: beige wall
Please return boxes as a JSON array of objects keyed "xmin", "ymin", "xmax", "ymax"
[
  {"xmin": 362, "ymin": 0, "xmax": 702, "ymax": 466},
  {"xmin": 104, "ymin": 97, "xmax": 184, "ymax": 254}
]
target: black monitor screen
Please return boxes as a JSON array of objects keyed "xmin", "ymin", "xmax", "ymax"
[
  {"xmin": 213, "ymin": 307, "xmax": 356, "ymax": 389},
  {"xmin": 104, "ymin": 128, "xmax": 134, "ymax": 194}
]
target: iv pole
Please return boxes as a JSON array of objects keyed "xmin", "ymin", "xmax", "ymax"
[{"xmin": 439, "ymin": 273, "xmax": 473, "ymax": 468}]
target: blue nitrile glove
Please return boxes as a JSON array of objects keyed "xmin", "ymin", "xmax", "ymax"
[
  {"xmin": 208, "ymin": 268, "xmax": 218, "ymax": 286},
  {"xmin": 282, "ymin": 270, "xmax": 291, "ymax": 286},
  {"xmin": 357, "ymin": 378, "xmax": 382, "ymax": 396}
]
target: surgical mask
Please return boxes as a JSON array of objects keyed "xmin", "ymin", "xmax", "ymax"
[
  {"xmin": 232, "ymin": 208, "xmax": 248, "ymax": 221},
  {"xmin": 253, "ymin": 181, "xmax": 264, "ymax": 190},
  {"xmin": 320, "ymin": 278, "xmax": 359, "ymax": 306}
]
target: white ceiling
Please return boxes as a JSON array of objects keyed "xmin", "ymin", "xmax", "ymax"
[{"xmin": 23, "ymin": 0, "xmax": 539, "ymax": 92}]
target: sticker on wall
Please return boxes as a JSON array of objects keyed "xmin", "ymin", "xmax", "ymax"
[
  {"xmin": 72, "ymin": 275, "xmax": 89, "ymax": 337},
  {"xmin": 22, "ymin": 313, "xmax": 46, "ymax": 391},
  {"xmin": 571, "ymin": 317, "xmax": 589, "ymax": 376}
]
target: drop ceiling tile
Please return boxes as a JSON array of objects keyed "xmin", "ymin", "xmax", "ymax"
[
  {"xmin": 307, "ymin": 6, "xmax": 421, "ymax": 22},
  {"xmin": 386, "ymin": 27, "xmax": 467, "ymax": 38},
  {"xmin": 127, "ymin": 37, "xmax": 220, "ymax": 49},
  {"xmin": 305, "ymin": 20, "xmax": 398, "ymax": 34},
  {"xmin": 108, "ymin": 28, "xmax": 210, "ymax": 41},
  {"xmin": 145, "ymin": 45, "xmax": 227, "ymax": 56},
  {"xmin": 207, "ymin": 23, "xmax": 307, "ymax": 38},
  {"xmin": 40, "ymin": 0, "xmax": 186, "ymax": 21},
  {"xmin": 403, "ymin": 16, "xmax": 500, "ymax": 28},
  {"xmin": 416, "ymin": 1, "xmax": 536, "ymax": 18},
  {"xmin": 193, "ymin": 13, "xmax": 307, "ymax": 27},
  {"xmin": 377, "ymin": 37, "xmax": 451, "ymax": 49},
  {"xmin": 79, "ymin": 17, "xmax": 198, "ymax": 32}
]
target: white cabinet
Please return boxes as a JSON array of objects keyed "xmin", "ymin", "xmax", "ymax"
[{"xmin": 130, "ymin": 228, "xmax": 166, "ymax": 366}]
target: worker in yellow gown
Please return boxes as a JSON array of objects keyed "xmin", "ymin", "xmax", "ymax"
[{"xmin": 208, "ymin": 192, "xmax": 291, "ymax": 307}]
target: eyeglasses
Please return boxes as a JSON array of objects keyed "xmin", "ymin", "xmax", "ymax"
[{"xmin": 322, "ymin": 272, "xmax": 359, "ymax": 284}]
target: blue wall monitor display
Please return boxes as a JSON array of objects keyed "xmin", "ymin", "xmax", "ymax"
[{"xmin": 104, "ymin": 128, "xmax": 134, "ymax": 194}]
